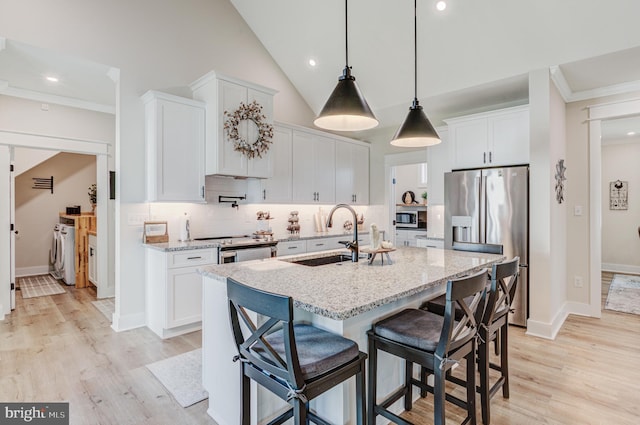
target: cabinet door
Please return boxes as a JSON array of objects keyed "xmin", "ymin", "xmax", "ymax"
[
  {"xmin": 166, "ymin": 267, "xmax": 203, "ymax": 328},
  {"xmin": 451, "ymin": 118, "xmax": 488, "ymax": 170},
  {"xmin": 261, "ymin": 125, "xmax": 293, "ymax": 202},
  {"xmin": 292, "ymin": 131, "xmax": 316, "ymax": 203},
  {"xmin": 427, "ymin": 129, "xmax": 450, "ymax": 205},
  {"xmin": 217, "ymin": 80, "xmax": 248, "ymax": 176},
  {"xmin": 336, "ymin": 142, "xmax": 369, "ymax": 205},
  {"xmin": 313, "ymin": 135, "xmax": 335, "ymax": 204},
  {"xmin": 277, "ymin": 240, "xmax": 306, "ymax": 256},
  {"xmin": 88, "ymin": 235, "xmax": 97, "ymax": 285},
  {"xmin": 247, "ymin": 88, "xmax": 275, "ymax": 178},
  {"xmin": 146, "ymin": 96, "xmax": 205, "ymax": 202},
  {"xmin": 488, "ymin": 108, "xmax": 529, "ymax": 166}
]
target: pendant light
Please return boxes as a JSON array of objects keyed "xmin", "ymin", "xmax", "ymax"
[
  {"xmin": 314, "ymin": 0, "xmax": 378, "ymax": 132},
  {"xmin": 390, "ymin": 0, "xmax": 441, "ymax": 147}
]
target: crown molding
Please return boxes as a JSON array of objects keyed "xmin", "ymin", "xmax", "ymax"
[
  {"xmin": 0, "ymin": 85, "xmax": 115, "ymax": 114},
  {"xmin": 550, "ymin": 65, "xmax": 640, "ymax": 104},
  {"xmin": 549, "ymin": 66, "xmax": 572, "ymax": 102}
]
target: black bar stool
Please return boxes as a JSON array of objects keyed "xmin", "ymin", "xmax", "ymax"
[
  {"xmin": 367, "ymin": 269, "xmax": 488, "ymax": 425},
  {"xmin": 227, "ymin": 278, "xmax": 367, "ymax": 425},
  {"xmin": 424, "ymin": 257, "xmax": 520, "ymax": 425}
]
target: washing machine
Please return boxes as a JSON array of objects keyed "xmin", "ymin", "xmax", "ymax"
[
  {"xmin": 50, "ymin": 224, "xmax": 63, "ymax": 280},
  {"xmin": 58, "ymin": 224, "xmax": 76, "ymax": 285}
]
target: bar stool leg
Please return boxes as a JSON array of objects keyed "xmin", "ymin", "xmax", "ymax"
[
  {"xmin": 501, "ymin": 324, "xmax": 510, "ymax": 398},
  {"xmin": 479, "ymin": 329, "xmax": 490, "ymax": 425},
  {"xmin": 356, "ymin": 367, "xmax": 366, "ymax": 425},
  {"xmin": 466, "ymin": 344, "xmax": 477, "ymax": 425},
  {"xmin": 367, "ymin": 338, "xmax": 377, "ymax": 425},
  {"xmin": 241, "ymin": 364, "xmax": 251, "ymax": 425},
  {"xmin": 405, "ymin": 360, "xmax": 413, "ymax": 411},
  {"xmin": 434, "ymin": 365, "xmax": 446, "ymax": 425},
  {"xmin": 293, "ymin": 398, "xmax": 306, "ymax": 425}
]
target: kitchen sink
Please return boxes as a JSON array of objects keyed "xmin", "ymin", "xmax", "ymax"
[{"xmin": 291, "ymin": 254, "xmax": 353, "ymax": 267}]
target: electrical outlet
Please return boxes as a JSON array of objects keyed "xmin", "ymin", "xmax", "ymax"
[
  {"xmin": 574, "ymin": 205, "xmax": 583, "ymax": 216},
  {"xmin": 574, "ymin": 276, "xmax": 584, "ymax": 288}
]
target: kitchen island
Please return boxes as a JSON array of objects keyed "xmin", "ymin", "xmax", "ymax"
[{"xmin": 200, "ymin": 246, "xmax": 504, "ymax": 425}]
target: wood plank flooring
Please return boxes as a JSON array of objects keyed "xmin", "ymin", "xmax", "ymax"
[{"xmin": 1, "ymin": 272, "xmax": 639, "ymax": 424}]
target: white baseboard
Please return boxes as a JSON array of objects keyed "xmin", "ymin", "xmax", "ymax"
[
  {"xmin": 16, "ymin": 265, "xmax": 50, "ymax": 277},
  {"xmin": 111, "ymin": 312, "xmax": 145, "ymax": 332},
  {"xmin": 526, "ymin": 305, "xmax": 569, "ymax": 340},
  {"xmin": 602, "ymin": 263, "xmax": 640, "ymax": 275}
]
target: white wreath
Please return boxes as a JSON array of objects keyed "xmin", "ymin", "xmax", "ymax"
[{"xmin": 224, "ymin": 100, "xmax": 273, "ymax": 159}]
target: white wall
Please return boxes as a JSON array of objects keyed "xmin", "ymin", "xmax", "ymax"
[
  {"xmin": 601, "ymin": 140, "xmax": 640, "ymax": 273},
  {"xmin": 0, "ymin": 0, "xmax": 317, "ymax": 329},
  {"xmin": 526, "ymin": 68, "xmax": 568, "ymax": 338},
  {"xmin": 395, "ymin": 163, "xmax": 428, "ymax": 204}
]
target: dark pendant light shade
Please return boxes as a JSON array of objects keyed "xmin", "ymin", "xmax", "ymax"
[
  {"xmin": 314, "ymin": 0, "xmax": 378, "ymax": 132},
  {"xmin": 390, "ymin": 0, "xmax": 441, "ymax": 147}
]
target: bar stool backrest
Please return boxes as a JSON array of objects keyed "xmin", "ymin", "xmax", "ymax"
[
  {"xmin": 439, "ymin": 269, "xmax": 488, "ymax": 356},
  {"xmin": 227, "ymin": 278, "xmax": 305, "ymax": 389},
  {"xmin": 484, "ymin": 257, "xmax": 520, "ymax": 326}
]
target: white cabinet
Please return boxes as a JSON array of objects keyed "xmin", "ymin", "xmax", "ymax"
[
  {"xmin": 258, "ymin": 125, "xmax": 293, "ymax": 203},
  {"xmin": 88, "ymin": 234, "xmax": 97, "ymax": 286},
  {"xmin": 277, "ymin": 240, "xmax": 306, "ymax": 256},
  {"xmin": 190, "ymin": 71, "xmax": 277, "ymax": 178},
  {"xmin": 292, "ymin": 130, "xmax": 336, "ymax": 203},
  {"xmin": 142, "ymin": 91, "xmax": 206, "ymax": 202},
  {"xmin": 447, "ymin": 105, "xmax": 529, "ymax": 170},
  {"xmin": 416, "ymin": 238, "xmax": 444, "ymax": 249},
  {"xmin": 336, "ymin": 142, "xmax": 369, "ymax": 205},
  {"xmin": 426, "ymin": 128, "xmax": 451, "ymax": 206},
  {"xmin": 395, "ymin": 230, "xmax": 428, "ymax": 247},
  {"xmin": 145, "ymin": 247, "xmax": 216, "ymax": 339}
]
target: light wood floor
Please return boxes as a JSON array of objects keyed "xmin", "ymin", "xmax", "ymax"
[{"xmin": 1, "ymin": 272, "xmax": 639, "ymax": 424}]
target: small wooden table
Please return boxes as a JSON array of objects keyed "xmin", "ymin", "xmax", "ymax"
[{"xmin": 361, "ymin": 247, "xmax": 396, "ymax": 265}]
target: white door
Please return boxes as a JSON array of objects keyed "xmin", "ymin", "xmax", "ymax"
[
  {"xmin": 9, "ymin": 147, "xmax": 15, "ymax": 309},
  {"xmin": 0, "ymin": 145, "xmax": 11, "ymax": 317}
]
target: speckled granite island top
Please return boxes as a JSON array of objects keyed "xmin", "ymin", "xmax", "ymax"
[{"xmin": 199, "ymin": 247, "xmax": 504, "ymax": 321}]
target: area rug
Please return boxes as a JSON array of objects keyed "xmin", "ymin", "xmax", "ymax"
[
  {"xmin": 146, "ymin": 349, "xmax": 208, "ymax": 407},
  {"xmin": 91, "ymin": 298, "xmax": 115, "ymax": 322},
  {"xmin": 605, "ymin": 274, "xmax": 640, "ymax": 315},
  {"xmin": 19, "ymin": 274, "xmax": 66, "ymax": 299}
]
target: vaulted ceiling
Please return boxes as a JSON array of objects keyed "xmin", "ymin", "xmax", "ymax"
[{"xmin": 230, "ymin": 0, "xmax": 640, "ymax": 131}]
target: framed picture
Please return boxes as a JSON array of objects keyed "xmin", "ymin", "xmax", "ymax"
[{"xmin": 609, "ymin": 180, "xmax": 628, "ymax": 210}]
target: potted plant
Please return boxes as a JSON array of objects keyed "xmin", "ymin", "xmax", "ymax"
[
  {"xmin": 421, "ymin": 191, "xmax": 428, "ymax": 205},
  {"xmin": 88, "ymin": 183, "xmax": 97, "ymax": 212}
]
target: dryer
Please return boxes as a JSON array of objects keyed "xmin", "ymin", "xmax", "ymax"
[{"xmin": 58, "ymin": 224, "xmax": 76, "ymax": 285}]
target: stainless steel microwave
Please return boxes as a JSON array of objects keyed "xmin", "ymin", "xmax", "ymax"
[{"xmin": 396, "ymin": 210, "xmax": 427, "ymax": 229}]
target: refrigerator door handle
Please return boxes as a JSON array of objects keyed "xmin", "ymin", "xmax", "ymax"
[{"xmin": 479, "ymin": 174, "xmax": 487, "ymax": 243}]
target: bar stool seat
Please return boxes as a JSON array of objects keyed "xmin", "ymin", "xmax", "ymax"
[{"xmin": 374, "ymin": 308, "xmax": 448, "ymax": 351}]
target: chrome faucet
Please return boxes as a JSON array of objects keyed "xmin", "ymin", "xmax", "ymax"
[{"xmin": 326, "ymin": 204, "xmax": 359, "ymax": 262}]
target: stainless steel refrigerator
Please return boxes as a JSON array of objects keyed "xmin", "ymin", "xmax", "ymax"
[{"xmin": 444, "ymin": 166, "xmax": 529, "ymax": 327}]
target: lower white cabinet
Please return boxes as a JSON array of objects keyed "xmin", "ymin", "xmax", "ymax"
[
  {"xmin": 416, "ymin": 238, "xmax": 444, "ymax": 249},
  {"xmin": 145, "ymin": 247, "xmax": 216, "ymax": 339},
  {"xmin": 277, "ymin": 234, "xmax": 371, "ymax": 256},
  {"xmin": 395, "ymin": 230, "xmax": 428, "ymax": 247},
  {"xmin": 277, "ymin": 240, "xmax": 307, "ymax": 255}
]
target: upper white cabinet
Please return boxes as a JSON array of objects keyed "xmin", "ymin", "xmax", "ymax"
[
  {"xmin": 446, "ymin": 105, "xmax": 529, "ymax": 170},
  {"xmin": 190, "ymin": 71, "xmax": 277, "ymax": 178},
  {"xmin": 142, "ymin": 91, "xmax": 206, "ymax": 202},
  {"xmin": 292, "ymin": 130, "xmax": 336, "ymax": 204},
  {"xmin": 259, "ymin": 124, "xmax": 293, "ymax": 203},
  {"xmin": 336, "ymin": 142, "xmax": 369, "ymax": 205},
  {"xmin": 426, "ymin": 128, "xmax": 450, "ymax": 206}
]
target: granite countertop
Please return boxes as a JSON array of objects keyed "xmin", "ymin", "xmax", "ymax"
[
  {"xmin": 144, "ymin": 231, "xmax": 375, "ymax": 252},
  {"xmin": 199, "ymin": 247, "xmax": 504, "ymax": 321}
]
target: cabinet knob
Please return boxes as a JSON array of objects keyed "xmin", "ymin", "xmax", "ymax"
[
  {"xmin": 483, "ymin": 152, "xmax": 487, "ymax": 164},
  {"xmin": 489, "ymin": 151, "xmax": 493, "ymax": 163}
]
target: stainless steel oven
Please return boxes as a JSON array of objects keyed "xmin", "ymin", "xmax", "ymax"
[{"xmin": 193, "ymin": 235, "xmax": 278, "ymax": 264}]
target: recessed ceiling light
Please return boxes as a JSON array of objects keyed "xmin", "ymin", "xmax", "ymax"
[
  {"xmin": 627, "ymin": 131, "xmax": 636, "ymax": 136},
  {"xmin": 436, "ymin": 1, "xmax": 447, "ymax": 11},
  {"xmin": 308, "ymin": 58, "xmax": 317, "ymax": 67},
  {"xmin": 45, "ymin": 76, "xmax": 59, "ymax": 82}
]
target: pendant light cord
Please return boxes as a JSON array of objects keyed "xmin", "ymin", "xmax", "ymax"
[
  {"xmin": 413, "ymin": 0, "xmax": 418, "ymax": 103},
  {"xmin": 345, "ymin": 0, "xmax": 349, "ymax": 68}
]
